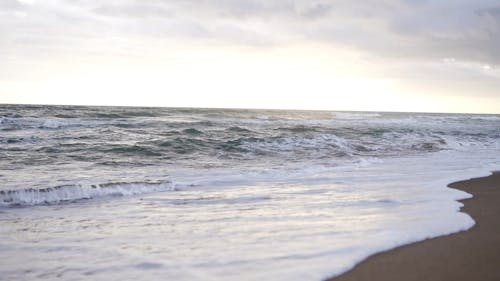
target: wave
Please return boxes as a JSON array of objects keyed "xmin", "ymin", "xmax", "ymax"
[
  {"xmin": 415, "ymin": 114, "xmax": 500, "ymax": 122},
  {"xmin": 231, "ymin": 132, "xmax": 449, "ymax": 159},
  {"xmin": 139, "ymin": 128, "xmax": 479, "ymax": 160},
  {"xmin": 0, "ymin": 181, "xmax": 174, "ymax": 207},
  {"xmin": 275, "ymin": 125, "xmax": 321, "ymax": 133},
  {"xmin": 226, "ymin": 126, "xmax": 253, "ymax": 133},
  {"xmin": 0, "ymin": 116, "xmax": 114, "ymax": 130},
  {"xmin": 182, "ymin": 128, "xmax": 204, "ymax": 135},
  {"xmin": 104, "ymin": 145, "xmax": 163, "ymax": 157},
  {"xmin": 334, "ymin": 112, "xmax": 382, "ymax": 120},
  {"xmin": 0, "ymin": 136, "xmax": 40, "ymax": 144}
]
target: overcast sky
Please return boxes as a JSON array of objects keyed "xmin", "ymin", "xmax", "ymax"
[{"xmin": 1, "ymin": 0, "xmax": 499, "ymax": 113}]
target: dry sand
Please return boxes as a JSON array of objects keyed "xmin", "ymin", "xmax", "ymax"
[{"xmin": 326, "ymin": 172, "xmax": 500, "ymax": 281}]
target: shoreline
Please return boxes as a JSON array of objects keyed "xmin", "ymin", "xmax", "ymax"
[{"xmin": 326, "ymin": 171, "xmax": 500, "ymax": 281}]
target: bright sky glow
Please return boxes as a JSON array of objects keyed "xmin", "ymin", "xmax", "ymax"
[{"xmin": 1, "ymin": 0, "xmax": 499, "ymax": 113}]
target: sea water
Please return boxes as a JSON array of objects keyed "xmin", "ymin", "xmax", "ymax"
[{"xmin": 1, "ymin": 104, "xmax": 499, "ymax": 280}]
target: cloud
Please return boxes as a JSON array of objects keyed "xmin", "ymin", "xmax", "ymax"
[
  {"xmin": 1, "ymin": 0, "xmax": 499, "ymax": 66},
  {"xmin": 385, "ymin": 1, "xmax": 500, "ymax": 62},
  {"xmin": 0, "ymin": 0, "xmax": 24, "ymax": 10},
  {"xmin": 93, "ymin": 2, "xmax": 173, "ymax": 19}
]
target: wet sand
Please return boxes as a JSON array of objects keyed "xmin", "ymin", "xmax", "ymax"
[{"xmin": 326, "ymin": 172, "xmax": 500, "ymax": 281}]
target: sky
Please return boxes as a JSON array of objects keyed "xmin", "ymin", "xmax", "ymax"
[{"xmin": 1, "ymin": 0, "xmax": 499, "ymax": 113}]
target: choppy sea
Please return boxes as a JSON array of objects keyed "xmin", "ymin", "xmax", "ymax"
[{"xmin": 1, "ymin": 104, "xmax": 499, "ymax": 280}]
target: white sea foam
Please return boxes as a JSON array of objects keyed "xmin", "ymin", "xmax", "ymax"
[{"xmin": 1, "ymin": 148, "xmax": 496, "ymax": 281}]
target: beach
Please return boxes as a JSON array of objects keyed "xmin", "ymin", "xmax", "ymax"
[{"xmin": 327, "ymin": 172, "xmax": 500, "ymax": 281}]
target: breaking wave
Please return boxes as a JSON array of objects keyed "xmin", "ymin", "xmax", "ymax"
[{"xmin": 0, "ymin": 181, "xmax": 174, "ymax": 207}]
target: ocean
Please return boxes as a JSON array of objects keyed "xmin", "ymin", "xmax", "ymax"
[{"xmin": 1, "ymin": 104, "xmax": 499, "ymax": 280}]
